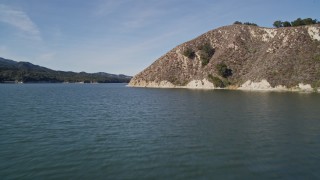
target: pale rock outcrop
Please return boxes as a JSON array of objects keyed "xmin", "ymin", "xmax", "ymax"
[
  {"xmin": 129, "ymin": 78, "xmax": 318, "ymax": 93},
  {"xmin": 307, "ymin": 26, "xmax": 320, "ymax": 41},
  {"xmin": 239, "ymin": 79, "xmax": 272, "ymax": 90},
  {"xmin": 298, "ymin": 83, "xmax": 313, "ymax": 92},
  {"xmin": 185, "ymin": 79, "xmax": 215, "ymax": 89}
]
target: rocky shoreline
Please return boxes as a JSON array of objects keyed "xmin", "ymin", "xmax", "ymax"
[{"xmin": 128, "ymin": 79, "xmax": 319, "ymax": 93}]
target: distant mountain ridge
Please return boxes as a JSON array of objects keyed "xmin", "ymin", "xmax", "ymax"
[
  {"xmin": 129, "ymin": 24, "xmax": 320, "ymax": 92},
  {"xmin": 0, "ymin": 57, "xmax": 131, "ymax": 83}
]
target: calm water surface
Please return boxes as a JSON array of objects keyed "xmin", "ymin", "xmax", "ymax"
[{"xmin": 0, "ymin": 83, "xmax": 319, "ymax": 179}]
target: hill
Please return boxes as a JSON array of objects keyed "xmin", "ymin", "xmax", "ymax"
[
  {"xmin": 129, "ymin": 24, "xmax": 320, "ymax": 92},
  {"xmin": 0, "ymin": 57, "xmax": 131, "ymax": 83}
]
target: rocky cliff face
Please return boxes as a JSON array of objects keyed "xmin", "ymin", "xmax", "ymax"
[{"xmin": 129, "ymin": 24, "xmax": 320, "ymax": 91}]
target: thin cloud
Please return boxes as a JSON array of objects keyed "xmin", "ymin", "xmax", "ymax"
[
  {"xmin": 95, "ymin": 0, "xmax": 165, "ymax": 30},
  {"xmin": 94, "ymin": 0, "xmax": 129, "ymax": 16},
  {"xmin": 0, "ymin": 4, "xmax": 41, "ymax": 41},
  {"xmin": 121, "ymin": 9, "xmax": 163, "ymax": 29}
]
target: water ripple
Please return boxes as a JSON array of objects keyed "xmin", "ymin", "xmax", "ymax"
[{"xmin": 0, "ymin": 84, "xmax": 320, "ymax": 179}]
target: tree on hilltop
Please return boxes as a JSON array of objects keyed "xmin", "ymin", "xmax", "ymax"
[
  {"xmin": 282, "ymin": 21, "xmax": 291, "ymax": 27},
  {"xmin": 243, "ymin": 22, "xmax": 258, "ymax": 26},
  {"xmin": 273, "ymin": 18, "xmax": 317, "ymax": 28},
  {"xmin": 291, "ymin": 18, "xmax": 318, "ymax": 26},
  {"xmin": 273, "ymin": 20, "xmax": 283, "ymax": 28}
]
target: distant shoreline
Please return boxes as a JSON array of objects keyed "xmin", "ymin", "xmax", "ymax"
[
  {"xmin": 0, "ymin": 57, "xmax": 132, "ymax": 84},
  {"xmin": 0, "ymin": 81, "xmax": 129, "ymax": 84}
]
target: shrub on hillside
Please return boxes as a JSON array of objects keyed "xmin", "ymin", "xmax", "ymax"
[
  {"xmin": 208, "ymin": 74, "xmax": 225, "ymax": 88},
  {"xmin": 216, "ymin": 63, "xmax": 232, "ymax": 78},
  {"xmin": 292, "ymin": 18, "xmax": 318, "ymax": 26},
  {"xmin": 313, "ymin": 55, "xmax": 320, "ymax": 62},
  {"xmin": 183, "ymin": 48, "xmax": 195, "ymax": 59},
  {"xmin": 274, "ymin": 18, "xmax": 318, "ymax": 28},
  {"xmin": 243, "ymin": 22, "xmax": 258, "ymax": 26},
  {"xmin": 312, "ymin": 80, "xmax": 320, "ymax": 91},
  {"xmin": 234, "ymin": 21, "xmax": 258, "ymax": 26},
  {"xmin": 198, "ymin": 43, "xmax": 215, "ymax": 66},
  {"xmin": 273, "ymin": 20, "xmax": 282, "ymax": 28},
  {"xmin": 234, "ymin": 21, "xmax": 242, "ymax": 25},
  {"xmin": 282, "ymin": 21, "xmax": 292, "ymax": 27}
]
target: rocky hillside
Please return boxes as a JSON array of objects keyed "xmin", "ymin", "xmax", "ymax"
[{"xmin": 129, "ymin": 24, "xmax": 320, "ymax": 91}]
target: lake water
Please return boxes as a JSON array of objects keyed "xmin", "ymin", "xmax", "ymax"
[{"xmin": 0, "ymin": 83, "xmax": 320, "ymax": 179}]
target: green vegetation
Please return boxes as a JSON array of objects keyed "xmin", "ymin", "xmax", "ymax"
[
  {"xmin": 167, "ymin": 76, "xmax": 188, "ymax": 86},
  {"xmin": 208, "ymin": 74, "xmax": 225, "ymax": 87},
  {"xmin": 0, "ymin": 57, "xmax": 131, "ymax": 83},
  {"xmin": 233, "ymin": 21, "xmax": 242, "ymax": 25},
  {"xmin": 273, "ymin": 18, "xmax": 319, "ymax": 28},
  {"xmin": 207, "ymin": 63, "xmax": 232, "ymax": 88},
  {"xmin": 243, "ymin": 22, "xmax": 258, "ymax": 26},
  {"xmin": 183, "ymin": 48, "xmax": 195, "ymax": 59},
  {"xmin": 313, "ymin": 54, "xmax": 320, "ymax": 62},
  {"xmin": 312, "ymin": 80, "xmax": 320, "ymax": 91},
  {"xmin": 198, "ymin": 43, "xmax": 215, "ymax": 66},
  {"xmin": 234, "ymin": 21, "xmax": 258, "ymax": 26},
  {"xmin": 216, "ymin": 63, "xmax": 232, "ymax": 78},
  {"xmin": 273, "ymin": 20, "xmax": 283, "ymax": 28},
  {"xmin": 235, "ymin": 18, "xmax": 318, "ymax": 28},
  {"xmin": 282, "ymin": 21, "xmax": 292, "ymax": 27},
  {"xmin": 207, "ymin": 74, "xmax": 231, "ymax": 88},
  {"xmin": 200, "ymin": 52, "xmax": 210, "ymax": 66}
]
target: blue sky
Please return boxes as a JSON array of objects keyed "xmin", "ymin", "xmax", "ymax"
[{"xmin": 0, "ymin": 0, "xmax": 319, "ymax": 75}]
